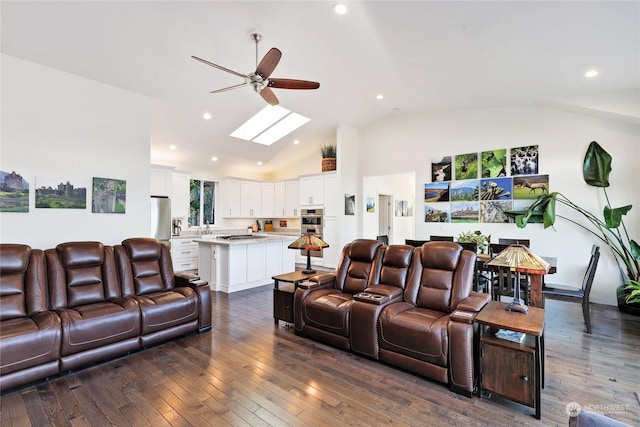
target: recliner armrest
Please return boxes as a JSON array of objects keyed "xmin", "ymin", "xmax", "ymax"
[
  {"xmin": 174, "ymin": 271, "xmax": 202, "ymax": 286},
  {"xmin": 311, "ymin": 272, "xmax": 337, "ymax": 286},
  {"xmin": 354, "ymin": 285, "xmax": 403, "ymax": 305},
  {"xmin": 450, "ymin": 292, "xmax": 491, "ymax": 323},
  {"xmin": 297, "ymin": 279, "xmax": 332, "ymax": 290}
]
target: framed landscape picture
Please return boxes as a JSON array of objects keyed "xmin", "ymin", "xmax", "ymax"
[
  {"xmin": 510, "ymin": 145, "xmax": 539, "ymax": 176},
  {"xmin": 481, "ymin": 149, "xmax": 507, "ymax": 178},
  {"xmin": 92, "ymin": 177, "xmax": 126, "ymax": 213},
  {"xmin": 513, "ymin": 175, "xmax": 549, "ymax": 199},
  {"xmin": 454, "ymin": 152, "xmax": 478, "ymax": 180},
  {"xmin": 431, "ymin": 156, "xmax": 452, "ymax": 182},
  {"xmin": 0, "ymin": 170, "xmax": 29, "ymax": 213},
  {"xmin": 35, "ymin": 176, "xmax": 87, "ymax": 209}
]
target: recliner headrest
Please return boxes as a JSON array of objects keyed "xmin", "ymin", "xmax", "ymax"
[
  {"xmin": 0, "ymin": 244, "xmax": 31, "ymax": 274},
  {"xmin": 420, "ymin": 241, "xmax": 461, "ymax": 271},
  {"xmin": 382, "ymin": 245, "xmax": 413, "ymax": 268},
  {"xmin": 122, "ymin": 238, "xmax": 161, "ymax": 261},
  {"xmin": 56, "ymin": 242, "xmax": 104, "ymax": 268},
  {"xmin": 348, "ymin": 239, "xmax": 383, "ymax": 262}
]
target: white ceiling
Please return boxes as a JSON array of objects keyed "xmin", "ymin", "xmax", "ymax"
[{"xmin": 2, "ymin": 1, "xmax": 638, "ymax": 177}]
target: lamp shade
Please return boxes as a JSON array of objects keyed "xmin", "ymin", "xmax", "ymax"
[
  {"xmin": 487, "ymin": 244, "xmax": 550, "ymax": 274},
  {"xmin": 288, "ymin": 234, "xmax": 329, "ymax": 251}
]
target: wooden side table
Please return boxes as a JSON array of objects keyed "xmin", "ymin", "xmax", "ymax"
[
  {"xmin": 475, "ymin": 301, "xmax": 545, "ymax": 419},
  {"xmin": 272, "ymin": 271, "xmax": 316, "ymax": 326}
]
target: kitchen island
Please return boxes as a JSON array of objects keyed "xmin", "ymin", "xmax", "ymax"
[{"xmin": 194, "ymin": 234, "xmax": 298, "ymax": 293}]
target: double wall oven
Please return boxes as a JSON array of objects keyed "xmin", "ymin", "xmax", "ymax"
[{"xmin": 301, "ymin": 208, "xmax": 324, "ymax": 257}]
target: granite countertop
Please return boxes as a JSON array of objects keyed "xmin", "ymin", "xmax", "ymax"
[{"xmin": 192, "ymin": 234, "xmax": 297, "ymax": 246}]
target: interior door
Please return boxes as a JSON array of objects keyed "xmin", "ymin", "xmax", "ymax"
[{"xmin": 378, "ymin": 194, "xmax": 392, "ymax": 242}]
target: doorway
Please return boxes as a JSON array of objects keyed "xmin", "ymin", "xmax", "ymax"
[{"xmin": 378, "ymin": 194, "xmax": 393, "ymax": 243}]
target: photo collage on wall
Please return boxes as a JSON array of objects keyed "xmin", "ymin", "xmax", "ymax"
[
  {"xmin": 0, "ymin": 170, "xmax": 126, "ymax": 214},
  {"xmin": 425, "ymin": 145, "xmax": 548, "ymax": 224}
]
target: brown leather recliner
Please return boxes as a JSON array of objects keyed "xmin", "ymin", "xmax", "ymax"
[
  {"xmin": 46, "ymin": 242, "xmax": 141, "ymax": 372},
  {"xmin": 0, "ymin": 244, "xmax": 61, "ymax": 391},
  {"xmin": 351, "ymin": 244, "xmax": 417, "ymax": 358},
  {"xmin": 294, "ymin": 239, "xmax": 384, "ymax": 350},
  {"xmin": 115, "ymin": 238, "xmax": 211, "ymax": 347},
  {"xmin": 377, "ymin": 241, "xmax": 490, "ymax": 396}
]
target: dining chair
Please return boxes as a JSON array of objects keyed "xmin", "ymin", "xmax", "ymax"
[
  {"xmin": 430, "ymin": 235, "xmax": 454, "ymax": 242},
  {"xmin": 376, "ymin": 235, "xmax": 389, "ymax": 245},
  {"xmin": 498, "ymin": 238, "xmax": 530, "ymax": 247},
  {"xmin": 404, "ymin": 239, "xmax": 428, "ymax": 247},
  {"xmin": 542, "ymin": 245, "xmax": 600, "ymax": 333},
  {"xmin": 458, "ymin": 241, "xmax": 489, "ymax": 293}
]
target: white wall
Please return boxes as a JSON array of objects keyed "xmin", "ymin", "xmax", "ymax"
[
  {"xmin": 0, "ymin": 54, "xmax": 151, "ymax": 248},
  {"xmin": 358, "ymin": 106, "xmax": 640, "ymax": 305},
  {"xmin": 336, "ymin": 125, "xmax": 360, "ymax": 248}
]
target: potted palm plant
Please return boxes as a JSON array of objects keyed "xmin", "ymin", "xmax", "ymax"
[
  {"xmin": 509, "ymin": 141, "xmax": 640, "ymax": 312},
  {"xmin": 320, "ymin": 143, "xmax": 336, "ymax": 172}
]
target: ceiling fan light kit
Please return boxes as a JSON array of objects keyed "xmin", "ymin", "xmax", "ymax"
[{"xmin": 192, "ymin": 32, "xmax": 319, "ymax": 106}]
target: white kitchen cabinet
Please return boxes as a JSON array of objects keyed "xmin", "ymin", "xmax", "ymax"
[
  {"xmin": 221, "ymin": 179, "xmax": 242, "ymax": 218},
  {"xmin": 246, "ymin": 243, "xmax": 267, "ymax": 283},
  {"xmin": 323, "ymin": 172, "xmax": 337, "ymax": 216},
  {"xmin": 241, "ymin": 180, "xmax": 261, "ymax": 217},
  {"xmin": 261, "ymin": 182, "xmax": 275, "ymax": 218},
  {"xmin": 285, "ymin": 180, "xmax": 300, "ymax": 217},
  {"xmin": 150, "ymin": 165, "xmax": 173, "ymax": 197},
  {"xmin": 299, "ymin": 174, "xmax": 324, "ymax": 206},
  {"xmin": 171, "ymin": 172, "xmax": 190, "ymax": 219},
  {"xmin": 274, "ymin": 181, "xmax": 286, "ymax": 217},
  {"xmin": 171, "ymin": 238, "xmax": 198, "ymax": 272}
]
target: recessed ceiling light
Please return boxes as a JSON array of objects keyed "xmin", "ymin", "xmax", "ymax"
[
  {"xmin": 294, "ymin": 139, "xmax": 300, "ymax": 145},
  {"xmin": 333, "ymin": 4, "xmax": 348, "ymax": 15},
  {"xmin": 376, "ymin": 94, "xmax": 384, "ymax": 100},
  {"xmin": 203, "ymin": 112, "xmax": 212, "ymax": 120},
  {"xmin": 257, "ymin": 161, "xmax": 263, "ymax": 166},
  {"xmin": 211, "ymin": 156, "xmax": 218, "ymax": 161},
  {"xmin": 585, "ymin": 70, "xmax": 599, "ymax": 78},
  {"xmin": 169, "ymin": 145, "xmax": 177, "ymax": 150}
]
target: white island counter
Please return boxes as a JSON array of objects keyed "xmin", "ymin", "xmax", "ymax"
[{"xmin": 194, "ymin": 234, "xmax": 298, "ymax": 293}]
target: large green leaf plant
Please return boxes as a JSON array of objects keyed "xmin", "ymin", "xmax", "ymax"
[{"xmin": 510, "ymin": 141, "xmax": 640, "ymax": 303}]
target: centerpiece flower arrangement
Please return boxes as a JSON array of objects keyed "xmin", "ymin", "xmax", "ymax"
[{"xmin": 457, "ymin": 230, "xmax": 490, "ymax": 253}]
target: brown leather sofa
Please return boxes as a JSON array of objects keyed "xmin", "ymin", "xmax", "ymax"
[
  {"xmin": 0, "ymin": 238, "xmax": 211, "ymax": 392},
  {"xmin": 295, "ymin": 240, "xmax": 490, "ymax": 397}
]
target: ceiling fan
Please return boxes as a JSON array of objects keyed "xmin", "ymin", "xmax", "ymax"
[{"xmin": 192, "ymin": 32, "xmax": 320, "ymax": 106}]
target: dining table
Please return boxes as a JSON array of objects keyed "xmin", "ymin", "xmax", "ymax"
[{"xmin": 476, "ymin": 253, "xmax": 557, "ymax": 308}]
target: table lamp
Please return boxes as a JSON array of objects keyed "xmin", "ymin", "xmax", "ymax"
[
  {"xmin": 487, "ymin": 244, "xmax": 550, "ymax": 313},
  {"xmin": 288, "ymin": 234, "xmax": 329, "ymax": 274}
]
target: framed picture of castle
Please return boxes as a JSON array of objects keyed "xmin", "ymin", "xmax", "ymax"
[
  {"xmin": 92, "ymin": 177, "xmax": 126, "ymax": 213},
  {"xmin": 0, "ymin": 170, "xmax": 29, "ymax": 213},
  {"xmin": 35, "ymin": 176, "xmax": 88, "ymax": 209}
]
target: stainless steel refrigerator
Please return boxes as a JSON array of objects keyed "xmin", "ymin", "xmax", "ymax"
[{"xmin": 150, "ymin": 196, "xmax": 172, "ymax": 244}]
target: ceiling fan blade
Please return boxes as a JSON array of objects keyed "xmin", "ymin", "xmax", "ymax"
[
  {"xmin": 210, "ymin": 82, "xmax": 248, "ymax": 93},
  {"xmin": 255, "ymin": 48, "xmax": 282, "ymax": 79},
  {"xmin": 191, "ymin": 55, "xmax": 249, "ymax": 79},
  {"xmin": 268, "ymin": 78, "xmax": 320, "ymax": 90},
  {"xmin": 259, "ymin": 87, "xmax": 279, "ymax": 106}
]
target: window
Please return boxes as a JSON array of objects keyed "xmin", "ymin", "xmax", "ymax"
[{"xmin": 189, "ymin": 179, "xmax": 215, "ymax": 226}]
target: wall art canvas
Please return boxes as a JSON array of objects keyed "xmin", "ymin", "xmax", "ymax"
[
  {"xmin": 479, "ymin": 200, "xmax": 514, "ymax": 223},
  {"xmin": 451, "ymin": 202, "xmax": 480, "ymax": 223},
  {"xmin": 510, "ymin": 145, "xmax": 539, "ymax": 176},
  {"xmin": 345, "ymin": 194, "xmax": 355, "ymax": 215},
  {"xmin": 431, "ymin": 156, "xmax": 452, "ymax": 182},
  {"xmin": 512, "ymin": 199, "xmax": 544, "ymax": 223},
  {"xmin": 481, "ymin": 149, "xmax": 508, "ymax": 178},
  {"xmin": 0, "ymin": 170, "xmax": 29, "ymax": 212},
  {"xmin": 35, "ymin": 176, "xmax": 87, "ymax": 209},
  {"xmin": 424, "ymin": 203, "xmax": 450, "ymax": 222},
  {"xmin": 454, "ymin": 152, "xmax": 479, "ymax": 180},
  {"xmin": 513, "ymin": 175, "xmax": 549, "ymax": 199},
  {"xmin": 424, "ymin": 182, "xmax": 450, "ymax": 202},
  {"xmin": 450, "ymin": 179, "xmax": 479, "ymax": 202},
  {"xmin": 366, "ymin": 197, "xmax": 375, "ymax": 213},
  {"xmin": 395, "ymin": 200, "xmax": 412, "ymax": 217},
  {"xmin": 479, "ymin": 177, "xmax": 513, "ymax": 200},
  {"xmin": 92, "ymin": 177, "xmax": 126, "ymax": 213}
]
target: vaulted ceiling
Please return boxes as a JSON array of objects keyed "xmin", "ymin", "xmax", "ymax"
[{"xmin": 2, "ymin": 1, "xmax": 638, "ymax": 177}]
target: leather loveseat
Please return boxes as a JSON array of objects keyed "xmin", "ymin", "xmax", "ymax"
[
  {"xmin": 0, "ymin": 238, "xmax": 211, "ymax": 392},
  {"xmin": 295, "ymin": 240, "xmax": 490, "ymax": 397}
]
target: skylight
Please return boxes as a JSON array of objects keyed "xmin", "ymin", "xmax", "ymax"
[{"xmin": 230, "ymin": 105, "xmax": 310, "ymax": 146}]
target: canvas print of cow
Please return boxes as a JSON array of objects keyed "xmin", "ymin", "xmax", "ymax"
[
  {"xmin": 513, "ymin": 175, "xmax": 549, "ymax": 199},
  {"xmin": 431, "ymin": 156, "xmax": 452, "ymax": 182},
  {"xmin": 454, "ymin": 152, "xmax": 478, "ymax": 180},
  {"xmin": 510, "ymin": 145, "xmax": 539, "ymax": 176},
  {"xmin": 481, "ymin": 149, "xmax": 507, "ymax": 178}
]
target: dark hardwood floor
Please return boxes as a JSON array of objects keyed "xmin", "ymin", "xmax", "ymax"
[{"xmin": 2, "ymin": 286, "xmax": 639, "ymax": 426}]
